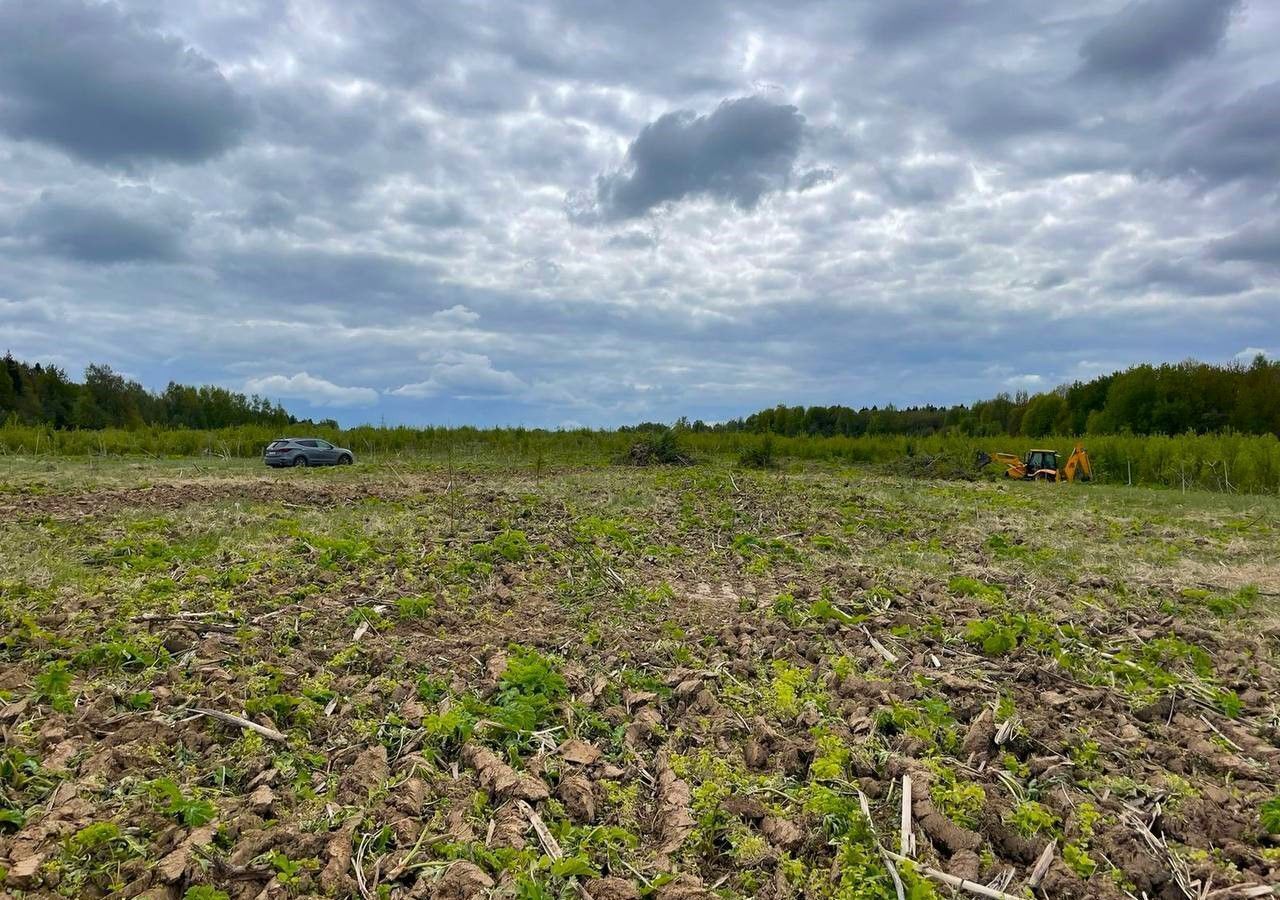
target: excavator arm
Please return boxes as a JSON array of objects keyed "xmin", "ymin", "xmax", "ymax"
[
  {"xmin": 993, "ymin": 452, "xmax": 1027, "ymax": 479},
  {"xmin": 976, "ymin": 450, "xmax": 1028, "ymax": 479},
  {"xmin": 1063, "ymin": 442, "xmax": 1093, "ymax": 482}
]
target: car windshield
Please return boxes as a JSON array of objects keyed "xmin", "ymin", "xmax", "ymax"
[{"xmin": 268, "ymin": 440, "xmax": 288, "ymax": 448}]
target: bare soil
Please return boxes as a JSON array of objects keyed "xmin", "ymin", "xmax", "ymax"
[{"xmin": 0, "ymin": 461, "xmax": 1277, "ymax": 898}]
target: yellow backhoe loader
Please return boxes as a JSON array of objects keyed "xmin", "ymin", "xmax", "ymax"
[{"xmin": 976, "ymin": 443, "xmax": 1093, "ymax": 482}]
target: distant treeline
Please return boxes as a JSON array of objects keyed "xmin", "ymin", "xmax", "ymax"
[
  {"xmin": 6, "ymin": 354, "xmax": 1280, "ymax": 441},
  {"xmin": 713, "ymin": 358, "xmax": 1280, "ymax": 438},
  {"xmin": 1, "ymin": 355, "xmax": 295, "ymax": 430}
]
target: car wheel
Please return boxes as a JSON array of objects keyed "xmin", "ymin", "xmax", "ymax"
[
  {"xmin": 292, "ymin": 455, "xmax": 308, "ymax": 467},
  {"xmin": 339, "ymin": 454, "xmax": 353, "ymax": 465}
]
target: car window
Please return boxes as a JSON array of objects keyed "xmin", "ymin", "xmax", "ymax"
[
  {"xmin": 298, "ymin": 440, "xmax": 318, "ymax": 448},
  {"xmin": 268, "ymin": 440, "xmax": 287, "ymax": 448},
  {"xmin": 317, "ymin": 440, "xmax": 333, "ymax": 449}
]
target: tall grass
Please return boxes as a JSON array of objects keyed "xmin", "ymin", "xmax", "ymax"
[
  {"xmin": 1, "ymin": 422, "xmax": 1277, "ymax": 494},
  {"xmin": 0, "ymin": 423, "xmax": 637, "ymax": 468},
  {"xmin": 692, "ymin": 431, "xmax": 1280, "ymax": 493}
]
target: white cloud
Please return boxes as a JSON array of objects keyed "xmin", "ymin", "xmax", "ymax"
[
  {"xmin": 244, "ymin": 372, "xmax": 379, "ymax": 407},
  {"xmin": 1006, "ymin": 374, "xmax": 1044, "ymax": 389},
  {"xmin": 389, "ymin": 352, "xmax": 526, "ymax": 398},
  {"xmin": 1235, "ymin": 347, "xmax": 1270, "ymax": 360},
  {"xmin": 430, "ymin": 305, "xmax": 481, "ymax": 327}
]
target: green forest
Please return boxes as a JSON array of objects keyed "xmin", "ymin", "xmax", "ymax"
[
  {"xmin": 4, "ymin": 353, "xmax": 1280, "ymax": 441},
  {"xmin": 1, "ymin": 355, "xmax": 294, "ymax": 431},
  {"xmin": 718, "ymin": 356, "xmax": 1280, "ymax": 438}
]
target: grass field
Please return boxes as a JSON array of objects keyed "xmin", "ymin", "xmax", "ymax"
[
  {"xmin": 3, "ymin": 423, "xmax": 1279, "ymax": 494},
  {"xmin": 1, "ymin": 456, "xmax": 1278, "ymax": 899}
]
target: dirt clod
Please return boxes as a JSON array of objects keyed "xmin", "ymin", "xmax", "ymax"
[
  {"xmin": 463, "ymin": 744, "xmax": 550, "ymax": 802},
  {"xmin": 654, "ymin": 751, "xmax": 695, "ymax": 857},
  {"xmin": 654, "ymin": 873, "xmax": 711, "ymax": 900},
  {"xmin": 431, "ymin": 860, "xmax": 495, "ymax": 899},
  {"xmin": 156, "ymin": 825, "xmax": 215, "ymax": 883},
  {"xmin": 339, "ymin": 744, "xmax": 389, "ymax": 804},
  {"xmin": 585, "ymin": 876, "xmax": 641, "ymax": 900},
  {"xmin": 6, "ymin": 851, "xmax": 45, "ymax": 889},
  {"xmin": 761, "ymin": 815, "xmax": 804, "ymax": 849},
  {"xmin": 948, "ymin": 848, "xmax": 981, "ymax": 882},
  {"xmin": 913, "ymin": 794, "xmax": 981, "ymax": 854},
  {"xmin": 962, "ymin": 707, "xmax": 996, "ymax": 761},
  {"xmin": 320, "ymin": 818, "xmax": 359, "ymax": 894},
  {"xmin": 248, "ymin": 783, "xmax": 275, "ymax": 813},
  {"xmin": 559, "ymin": 773, "xmax": 596, "ymax": 823},
  {"xmin": 560, "ymin": 739, "xmax": 602, "ymax": 766}
]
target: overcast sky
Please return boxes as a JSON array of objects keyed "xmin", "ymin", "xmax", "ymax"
[{"xmin": 1, "ymin": 0, "xmax": 1278, "ymax": 427}]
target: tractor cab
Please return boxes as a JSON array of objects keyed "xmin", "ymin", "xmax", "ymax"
[{"xmin": 1025, "ymin": 449, "xmax": 1059, "ymax": 480}]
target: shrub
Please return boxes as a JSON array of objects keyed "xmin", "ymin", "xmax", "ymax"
[
  {"xmin": 623, "ymin": 428, "xmax": 692, "ymax": 466},
  {"xmin": 738, "ymin": 435, "xmax": 777, "ymax": 469}
]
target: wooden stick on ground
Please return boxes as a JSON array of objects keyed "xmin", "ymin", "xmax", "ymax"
[
  {"xmin": 517, "ymin": 800, "xmax": 562, "ymax": 860},
  {"xmin": 900, "ymin": 774, "xmax": 915, "ymax": 858},
  {"xmin": 190, "ymin": 707, "xmax": 287, "ymax": 742},
  {"xmin": 1027, "ymin": 839, "xmax": 1056, "ymax": 889},
  {"xmin": 862, "ymin": 626, "xmax": 899, "ymax": 664},
  {"xmin": 883, "ymin": 850, "xmax": 1028, "ymax": 900},
  {"xmin": 857, "ymin": 791, "xmax": 905, "ymax": 900},
  {"xmin": 1206, "ymin": 886, "xmax": 1278, "ymax": 899}
]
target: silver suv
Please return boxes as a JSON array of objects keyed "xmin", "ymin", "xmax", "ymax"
[{"xmin": 264, "ymin": 438, "xmax": 355, "ymax": 468}]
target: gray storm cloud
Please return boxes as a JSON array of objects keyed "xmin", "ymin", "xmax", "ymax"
[
  {"xmin": 21, "ymin": 190, "xmax": 189, "ymax": 264},
  {"xmin": 584, "ymin": 96, "xmax": 806, "ymax": 221},
  {"xmin": 0, "ymin": 0, "xmax": 250, "ymax": 165},
  {"xmin": 1079, "ymin": 0, "xmax": 1242, "ymax": 80},
  {"xmin": 1210, "ymin": 221, "xmax": 1280, "ymax": 266},
  {"xmin": 0, "ymin": 0, "xmax": 1275, "ymax": 427},
  {"xmin": 1157, "ymin": 82, "xmax": 1280, "ymax": 184},
  {"xmin": 1114, "ymin": 258, "xmax": 1252, "ymax": 297}
]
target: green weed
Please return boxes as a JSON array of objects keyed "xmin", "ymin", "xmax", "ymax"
[
  {"xmin": 184, "ymin": 888, "xmax": 231, "ymax": 900},
  {"xmin": 810, "ymin": 728, "xmax": 852, "ymax": 780},
  {"xmin": 265, "ymin": 851, "xmax": 318, "ymax": 886},
  {"xmin": 464, "ymin": 646, "xmax": 568, "ymax": 743},
  {"xmin": 947, "ymin": 576, "xmax": 1004, "ymax": 603},
  {"xmin": 150, "ymin": 778, "xmax": 217, "ymax": 826},
  {"xmin": 473, "ymin": 530, "xmax": 534, "ymax": 563},
  {"xmin": 927, "ymin": 765, "xmax": 986, "ymax": 828},
  {"xmin": 1006, "ymin": 800, "xmax": 1060, "ymax": 838},
  {"xmin": 874, "ymin": 697, "xmax": 959, "ymax": 753},
  {"xmin": 34, "ymin": 661, "xmax": 74, "ymax": 712},
  {"xmin": 962, "ymin": 613, "xmax": 1056, "ymax": 656},
  {"xmin": 1260, "ymin": 795, "xmax": 1280, "ymax": 835}
]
